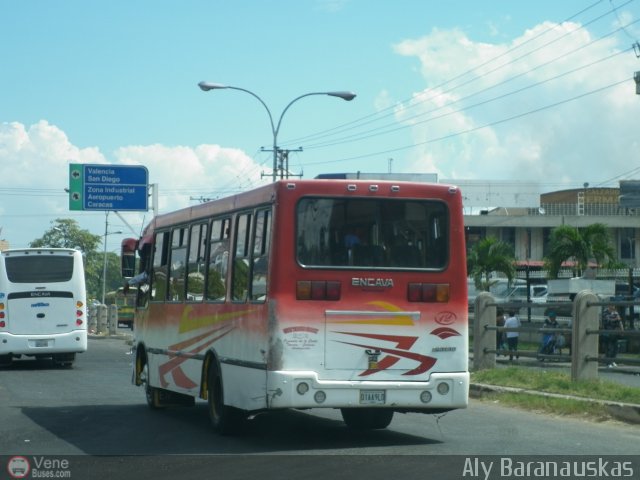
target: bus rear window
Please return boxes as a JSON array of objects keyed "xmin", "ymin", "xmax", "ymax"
[
  {"xmin": 296, "ymin": 197, "xmax": 449, "ymax": 269},
  {"xmin": 5, "ymin": 256, "xmax": 75, "ymax": 283}
]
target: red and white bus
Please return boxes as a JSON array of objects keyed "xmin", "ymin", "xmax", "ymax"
[{"xmin": 123, "ymin": 179, "xmax": 469, "ymax": 433}]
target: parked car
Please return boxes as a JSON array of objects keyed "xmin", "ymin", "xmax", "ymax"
[
  {"xmin": 494, "ymin": 284, "xmax": 548, "ymax": 304},
  {"xmin": 468, "ymin": 278, "xmax": 529, "ymax": 311}
]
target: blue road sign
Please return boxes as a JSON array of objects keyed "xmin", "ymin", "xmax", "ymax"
[{"xmin": 69, "ymin": 164, "xmax": 149, "ymax": 211}]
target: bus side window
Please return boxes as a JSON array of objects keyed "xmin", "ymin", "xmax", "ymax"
[
  {"xmin": 232, "ymin": 213, "xmax": 252, "ymax": 302},
  {"xmin": 151, "ymin": 232, "xmax": 169, "ymax": 301},
  {"xmin": 186, "ymin": 223, "xmax": 207, "ymax": 302},
  {"xmin": 206, "ymin": 218, "xmax": 230, "ymax": 301},
  {"xmin": 250, "ymin": 209, "xmax": 271, "ymax": 302},
  {"xmin": 169, "ymin": 227, "xmax": 188, "ymax": 301}
]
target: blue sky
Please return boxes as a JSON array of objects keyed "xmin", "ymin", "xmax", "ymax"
[{"xmin": 1, "ymin": 0, "xmax": 640, "ymax": 248}]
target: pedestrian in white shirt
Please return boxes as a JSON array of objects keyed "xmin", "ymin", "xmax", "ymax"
[{"xmin": 504, "ymin": 311, "xmax": 520, "ymax": 361}]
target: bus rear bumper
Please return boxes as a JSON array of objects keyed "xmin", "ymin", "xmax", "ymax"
[
  {"xmin": 266, "ymin": 371, "xmax": 469, "ymax": 410},
  {"xmin": 0, "ymin": 330, "xmax": 88, "ymax": 356}
]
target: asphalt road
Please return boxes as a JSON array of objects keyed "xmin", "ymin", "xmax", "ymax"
[{"xmin": 1, "ymin": 338, "xmax": 639, "ymax": 479}]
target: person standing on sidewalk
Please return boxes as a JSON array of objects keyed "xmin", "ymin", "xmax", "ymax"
[
  {"xmin": 504, "ymin": 310, "xmax": 521, "ymax": 361},
  {"xmin": 603, "ymin": 305, "xmax": 624, "ymax": 368},
  {"xmin": 496, "ymin": 309, "xmax": 507, "ymax": 356}
]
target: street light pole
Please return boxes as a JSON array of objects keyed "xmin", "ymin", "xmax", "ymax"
[{"xmin": 198, "ymin": 81, "xmax": 356, "ymax": 181}]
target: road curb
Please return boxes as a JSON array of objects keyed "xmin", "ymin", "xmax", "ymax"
[
  {"xmin": 88, "ymin": 333, "xmax": 134, "ymax": 344},
  {"xmin": 470, "ymin": 382, "xmax": 640, "ymax": 424}
]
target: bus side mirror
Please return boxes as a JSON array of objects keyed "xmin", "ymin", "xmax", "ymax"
[
  {"xmin": 121, "ymin": 238, "xmax": 137, "ymax": 279},
  {"xmin": 121, "ymin": 253, "xmax": 136, "ymax": 279}
]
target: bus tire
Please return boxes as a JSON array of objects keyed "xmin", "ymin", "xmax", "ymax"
[
  {"xmin": 52, "ymin": 353, "xmax": 75, "ymax": 367},
  {"xmin": 142, "ymin": 362, "xmax": 164, "ymax": 410},
  {"xmin": 340, "ymin": 408, "xmax": 394, "ymax": 430},
  {"xmin": 207, "ymin": 364, "xmax": 244, "ymax": 435},
  {"xmin": 0, "ymin": 354, "xmax": 12, "ymax": 368}
]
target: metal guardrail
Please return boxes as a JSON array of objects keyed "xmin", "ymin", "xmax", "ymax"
[{"xmin": 473, "ymin": 292, "xmax": 640, "ymax": 380}]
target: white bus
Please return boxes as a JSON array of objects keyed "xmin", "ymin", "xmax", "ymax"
[{"xmin": 0, "ymin": 248, "xmax": 88, "ymax": 367}]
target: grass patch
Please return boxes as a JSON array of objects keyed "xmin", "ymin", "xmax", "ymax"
[
  {"xmin": 471, "ymin": 367, "xmax": 640, "ymax": 420},
  {"xmin": 480, "ymin": 392, "xmax": 613, "ymax": 421}
]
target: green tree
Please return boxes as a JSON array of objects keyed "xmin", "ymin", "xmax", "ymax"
[
  {"xmin": 544, "ymin": 224, "xmax": 618, "ymax": 278},
  {"xmin": 30, "ymin": 218, "xmax": 101, "ymax": 252},
  {"xmin": 29, "ymin": 218, "xmax": 114, "ymax": 300},
  {"xmin": 467, "ymin": 236, "xmax": 516, "ymax": 291}
]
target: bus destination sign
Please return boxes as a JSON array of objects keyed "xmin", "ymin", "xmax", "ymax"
[{"xmin": 68, "ymin": 163, "xmax": 149, "ymax": 211}]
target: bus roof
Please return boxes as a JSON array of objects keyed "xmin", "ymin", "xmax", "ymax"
[
  {"xmin": 2, "ymin": 248, "xmax": 80, "ymax": 256},
  {"xmin": 142, "ymin": 179, "xmax": 461, "ymax": 237}
]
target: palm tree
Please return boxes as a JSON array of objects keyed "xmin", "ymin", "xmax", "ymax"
[
  {"xmin": 467, "ymin": 236, "xmax": 516, "ymax": 291},
  {"xmin": 544, "ymin": 224, "xmax": 617, "ymax": 278}
]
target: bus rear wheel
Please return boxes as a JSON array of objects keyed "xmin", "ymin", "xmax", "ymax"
[
  {"xmin": 341, "ymin": 408, "xmax": 394, "ymax": 430},
  {"xmin": 207, "ymin": 366, "xmax": 244, "ymax": 435},
  {"xmin": 52, "ymin": 353, "xmax": 75, "ymax": 367},
  {"xmin": 0, "ymin": 354, "xmax": 12, "ymax": 368}
]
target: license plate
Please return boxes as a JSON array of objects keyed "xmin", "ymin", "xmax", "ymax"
[
  {"xmin": 34, "ymin": 340, "xmax": 49, "ymax": 348},
  {"xmin": 359, "ymin": 390, "xmax": 386, "ymax": 405}
]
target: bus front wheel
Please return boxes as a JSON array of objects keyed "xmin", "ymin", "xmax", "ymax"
[
  {"xmin": 142, "ymin": 362, "xmax": 164, "ymax": 409},
  {"xmin": 207, "ymin": 365, "xmax": 244, "ymax": 435},
  {"xmin": 341, "ymin": 408, "xmax": 394, "ymax": 430}
]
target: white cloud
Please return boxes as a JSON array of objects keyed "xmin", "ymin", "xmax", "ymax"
[
  {"xmin": 392, "ymin": 21, "xmax": 640, "ymax": 188},
  {"xmin": 0, "ymin": 121, "xmax": 104, "ymax": 188},
  {"xmin": 114, "ymin": 143, "xmax": 267, "ymax": 213},
  {"xmin": 0, "ymin": 121, "xmax": 268, "ymax": 248}
]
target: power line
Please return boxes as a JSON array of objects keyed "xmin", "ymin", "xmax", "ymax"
[
  {"xmin": 280, "ymin": 0, "xmax": 616, "ymax": 148},
  {"xmin": 610, "ymin": 0, "xmax": 640, "ymax": 42},
  {"xmin": 301, "ymin": 45, "xmax": 633, "ymax": 151},
  {"xmin": 302, "ymin": 77, "xmax": 631, "ymax": 167}
]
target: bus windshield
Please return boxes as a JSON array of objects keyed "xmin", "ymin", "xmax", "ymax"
[
  {"xmin": 296, "ymin": 197, "xmax": 449, "ymax": 269},
  {"xmin": 5, "ymin": 256, "xmax": 75, "ymax": 283}
]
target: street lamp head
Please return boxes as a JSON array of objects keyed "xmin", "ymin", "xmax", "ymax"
[
  {"xmin": 327, "ymin": 91, "xmax": 356, "ymax": 101},
  {"xmin": 198, "ymin": 81, "xmax": 228, "ymax": 92}
]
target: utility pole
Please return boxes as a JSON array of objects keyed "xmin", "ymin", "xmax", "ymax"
[
  {"xmin": 190, "ymin": 196, "xmax": 213, "ymax": 203},
  {"xmin": 261, "ymin": 147, "xmax": 303, "ymax": 180},
  {"xmin": 633, "ymin": 42, "xmax": 639, "ymax": 94}
]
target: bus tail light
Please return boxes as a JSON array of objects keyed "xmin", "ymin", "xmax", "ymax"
[
  {"xmin": 76, "ymin": 300, "xmax": 85, "ymax": 327},
  {"xmin": 0, "ymin": 321, "xmax": 5, "ymax": 328},
  {"xmin": 408, "ymin": 283, "xmax": 449, "ymax": 302},
  {"xmin": 296, "ymin": 281, "xmax": 341, "ymax": 301}
]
